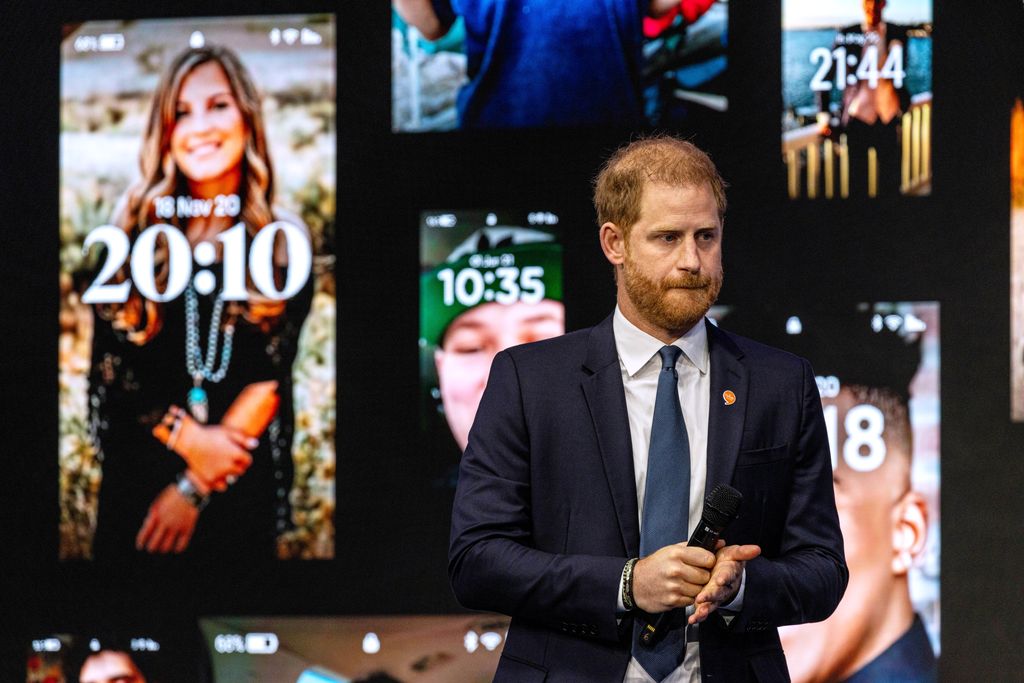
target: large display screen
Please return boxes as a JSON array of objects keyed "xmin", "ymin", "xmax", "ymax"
[
  {"xmin": 1013, "ymin": 97, "xmax": 1024, "ymax": 421},
  {"xmin": 200, "ymin": 615, "xmax": 506, "ymax": 682},
  {"xmin": 419, "ymin": 210, "xmax": 564, "ymax": 476},
  {"xmin": 59, "ymin": 15, "xmax": 336, "ymax": 561},
  {"xmin": 782, "ymin": 0, "xmax": 932, "ymax": 199},
  {"xmin": 715, "ymin": 302, "xmax": 939, "ymax": 682},
  {"xmin": 392, "ymin": 0, "xmax": 728, "ymax": 131}
]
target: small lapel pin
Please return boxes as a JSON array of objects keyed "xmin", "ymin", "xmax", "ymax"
[{"xmin": 722, "ymin": 390, "xmax": 736, "ymax": 406}]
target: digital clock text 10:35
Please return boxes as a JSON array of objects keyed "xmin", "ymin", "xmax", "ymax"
[{"xmin": 436, "ymin": 261, "xmax": 547, "ymax": 308}]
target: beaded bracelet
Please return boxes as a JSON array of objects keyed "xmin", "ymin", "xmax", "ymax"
[{"xmin": 622, "ymin": 558, "xmax": 639, "ymax": 612}]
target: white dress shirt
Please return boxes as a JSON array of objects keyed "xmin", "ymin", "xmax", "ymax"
[{"xmin": 612, "ymin": 307, "xmax": 744, "ymax": 683}]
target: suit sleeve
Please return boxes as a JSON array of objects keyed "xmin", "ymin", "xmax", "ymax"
[
  {"xmin": 449, "ymin": 351, "xmax": 627, "ymax": 642},
  {"xmin": 728, "ymin": 358, "xmax": 848, "ymax": 631}
]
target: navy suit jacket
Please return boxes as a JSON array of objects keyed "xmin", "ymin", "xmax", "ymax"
[{"xmin": 449, "ymin": 315, "xmax": 847, "ymax": 682}]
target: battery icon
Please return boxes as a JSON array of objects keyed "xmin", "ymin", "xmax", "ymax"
[
  {"xmin": 97, "ymin": 33, "xmax": 124, "ymax": 52},
  {"xmin": 245, "ymin": 633, "xmax": 279, "ymax": 655}
]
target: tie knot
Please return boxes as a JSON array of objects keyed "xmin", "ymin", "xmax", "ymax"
[{"xmin": 658, "ymin": 345, "xmax": 682, "ymax": 370}]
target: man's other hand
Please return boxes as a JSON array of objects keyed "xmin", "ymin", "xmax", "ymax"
[{"xmin": 689, "ymin": 543, "xmax": 761, "ymax": 624}]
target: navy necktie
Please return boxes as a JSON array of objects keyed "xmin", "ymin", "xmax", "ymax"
[{"xmin": 633, "ymin": 345, "xmax": 691, "ymax": 682}]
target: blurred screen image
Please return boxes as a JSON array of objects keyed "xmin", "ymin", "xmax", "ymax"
[
  {"xmin": 1012, "ymin": 97, "xmax": 1024, "ymax": 421},
  {"xmin": 419, "ymin": 211, "xmax": 564, "ymax": 475},
  {"xmin": 782, "ymin": 0, "xmax": 932, "ymax": 199},
  {"xmin": 200, "ymin": 615, "xmax": 507, "ymax": 683},
  {"xmin": 59, "ymin": 15, "xmax": 336, "ymax": 562},
  {"xmin": 715, "ymin": 302, "xmax": 939, "ymax": 682},
  {"xmin": 26, "ymin": 631, "xmax": 212, "ymax": 683},
  {"xmin": 392, "ymin": 0, "xmax": 728, "ymax": 131}
]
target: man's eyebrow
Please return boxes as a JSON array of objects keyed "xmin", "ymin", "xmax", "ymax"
[{"xmin": 647, "ymin": 225, "xmax": 719, "ymax": 234}]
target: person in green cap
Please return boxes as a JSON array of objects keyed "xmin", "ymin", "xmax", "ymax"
[{"xmin": 422, "ymin": 224, "xmax": 564, "ymax": 452}]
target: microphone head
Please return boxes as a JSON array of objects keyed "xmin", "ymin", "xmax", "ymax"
[{"xmin": 703, "ymin": 483, "xmax": 743, "ymax": 529}]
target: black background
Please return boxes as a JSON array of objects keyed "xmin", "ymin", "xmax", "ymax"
[{"xmin": 1, "ymin": 0, "xmax": 1023, "ymax": 680}]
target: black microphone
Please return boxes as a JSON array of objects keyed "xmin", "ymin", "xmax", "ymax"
[{"xmin": 638, "ymin": 483, "xmax": 743, "ymax": 647}]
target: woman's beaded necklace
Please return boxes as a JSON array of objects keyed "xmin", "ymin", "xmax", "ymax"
[{"xmin": 184, "ymin": 284, "xmax": 235, "ymax": 423}]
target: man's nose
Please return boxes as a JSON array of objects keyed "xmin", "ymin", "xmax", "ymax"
[{"xmin": 674, "ymin": 238, "xmax": 701, "ymax": 271}]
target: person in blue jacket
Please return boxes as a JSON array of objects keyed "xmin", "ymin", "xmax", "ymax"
[{"xmin": 394, "ymin": 0, "xmax": 694, "ymax": 129}]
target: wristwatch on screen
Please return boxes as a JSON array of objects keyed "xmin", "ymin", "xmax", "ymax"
[{"xmin": 176, "ymin": 472, "xmax": 210, "ymax": 511}]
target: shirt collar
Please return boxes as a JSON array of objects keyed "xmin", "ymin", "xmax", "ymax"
[{"xmin": 613, "ymin": 306, "xmax": 709, "ymax": 378}]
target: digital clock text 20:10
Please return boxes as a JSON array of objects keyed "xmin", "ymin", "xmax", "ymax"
[{"xmin": 81, "ymin": 222, "xmax": 312, "ymax": 304}]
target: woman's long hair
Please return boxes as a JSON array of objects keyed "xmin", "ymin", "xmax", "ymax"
[{"xmin": 103, "ymin": 45, "xmax": 278, "ymax": 343}]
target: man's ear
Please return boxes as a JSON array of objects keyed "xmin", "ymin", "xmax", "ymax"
[
  {"xmin": 891, "ymin": 490, "xmax": 928, "ymax": 575},
  {"xmin": 600, "ymin": 222, "xmax": 626, "ymax": 266}
]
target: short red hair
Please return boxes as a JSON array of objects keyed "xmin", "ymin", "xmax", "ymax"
[{"xmin": 594, "ymin": 136, "xmax": 727, "ymax": 235}]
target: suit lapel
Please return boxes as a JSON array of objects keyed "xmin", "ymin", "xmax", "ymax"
[
  {"xmin": 581, "ymin": 316, "xmax": 639, "ymax": 557},
  {"xmin": 706, "ymin": 320, "xmax": 748, "ymax": 493}
]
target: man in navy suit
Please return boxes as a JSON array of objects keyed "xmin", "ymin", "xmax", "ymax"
[{"xmin": 449, "ymin": 136, "xmax": 847, "ymax": 682}]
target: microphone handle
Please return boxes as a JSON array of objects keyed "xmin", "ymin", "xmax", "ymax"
[
  {"xmin": 638, "ymin": 522, "xmax": 722, "ymax": 647},
  {"xmin": 688, "ymin": 521, "xmax": 723, "ymax": 552}
]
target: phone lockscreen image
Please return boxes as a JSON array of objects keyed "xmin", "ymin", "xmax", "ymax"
[
  {"xmin": 782, "ymin": 0, "xmax": 932, "ymax": 199},
  {"xmin": 392, "ymin": 0, "xmax": 728, "ymax": 131},
  {"xmin": 59, "ymin": 14, "xmax": 337, "ymax": 563},
  {"xmin": 419, "ymin": 210, "xmax": 564, "ymax": 472},
  {"xmin": 714, "ymin": 302, "xmax": 940, "ymax": 683}
]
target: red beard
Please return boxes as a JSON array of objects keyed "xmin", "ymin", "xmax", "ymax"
[{"xmin": 622, "ymin": 257, "xmax": 723, "ymax": 335}]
